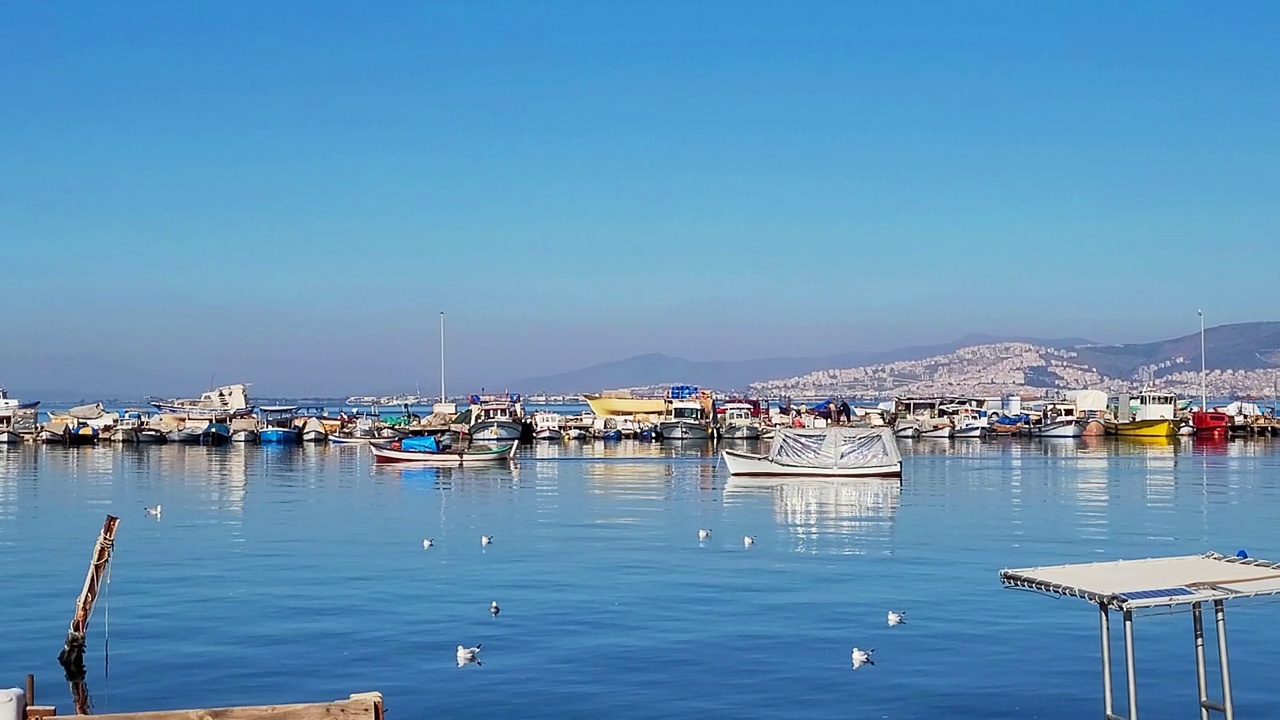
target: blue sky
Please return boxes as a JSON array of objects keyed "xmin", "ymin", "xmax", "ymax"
[{"xmin": 2, "ymin": 1, "xmax": 1277, "ymax": 396}]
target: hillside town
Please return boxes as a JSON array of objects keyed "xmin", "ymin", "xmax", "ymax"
[{"xmin": 748, "ymin": 342, "xmax": 1280, "ymax": 400}]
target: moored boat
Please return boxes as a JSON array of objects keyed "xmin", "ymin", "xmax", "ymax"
[
  {"xmin": 468, "ymin": 394, "xmax": 525, "ymax": 443},
  {"xmin": 1035, "ymin": 418, "xmax": 1084, "ymax": 438},
  {"xmin": 582, "ymin": 391, "xmax": 667, "ymax": 418},
  {"xmin": 718, "ymin": 402, "xmax": 762, "ymax": 440},
  {"xmin": 201, "ymin": 421, "xmax": 232, "ymax": 445},
  {"xmin": 230, "ymin": 417, "xmax": 259, "ymax": 443},
  {"xmin": 150, "ymin": 383, "xmax": 255, "ymax": 419},
  {"xmin": 0, "ymin": 428, "xmax": 21, "ymax": 444},
  {"xmin": 0, "ymin": 386, "xmax": 40, "ymax": 419},
  {"xmin": 370, "ymin": 435, "xmax": 518, "ymax": 464},
  {"xmin": 659, "ymin": 387, "xmax": 714, "ymax": 441},
  {"xmin": 1190, "ymin": 410, "xmax": 1230, "ymax": 438},
  {"xmin": 258, "ymin": 406, "xmax": 302, "ymax": 444},
  {"xmin": 531, "ymin": 411, "xmax": 563, "ymax": 441},
  {"xmin": 300, "ymin": 416, "xmax": 329, "ymax": 443},
  {"xmin": 722, "ymin": 426, "xmax": 902, "ymax": 478},
  {"xmin": 137, "ymin": 427, "xmax": 168, "ymax": 443},
  {"xmin": 1104, "ymin": 389, "xmax": 1178, "ymax": 438}
]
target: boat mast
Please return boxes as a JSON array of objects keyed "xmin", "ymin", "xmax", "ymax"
[
  {"xmin": 1198, "ymin": 309, "xmax": 1207, "ymax": 412},
  {"xmin": 439, "ymin": 311, "xmax": 446, "ymax": 404}
]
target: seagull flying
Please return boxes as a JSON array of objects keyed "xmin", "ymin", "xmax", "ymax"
[
  {"xmin": 144, "ymin": 504, "xmax": 162, "ymax": 518},
  {"xmin": 698, "ymin": 528, "xmax": 712, "ymax": 542},
  {"xmin": 422, "ymin": 538, "xmax": 434, "ymax": 549},
  {"xmin": 743, "ymin": 535, "xmax": 756, "ymax": 548},
  {"xmin": 887, "ymin": 611, "xmax": 905, "ymax": 627},
  {"xmin": 456, "ymin": 644, "xmax": 482, "ymax": 666},
  {"xmin": 851, "ymin": 647, "xmax": 875, "ymax": 669},
  {"xmin": 481, "ymin": 534, "xmax": 494, "ymax": 547},
  {"xmin": 491, "ymin": 600, "xmax": 500, "ymax": 617}
]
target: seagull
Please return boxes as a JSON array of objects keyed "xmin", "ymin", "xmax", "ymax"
[
  {"xmin": 851, "ymin": 647, "xmax": 875, "ymax": 669},
  {"xmin": 144, "ymin": 504, "xmax": 162, "ymax": 518},
  {"xmin": 481, "ymin": 534, "xmax": 494, "ymax": 547},
  {"xmin": 422, "ymin": 538, "xmax": 434, "ymax": 549},
  {"xmin": 698, "ymin": 528, "xmax": 711, "ymax": 542},
  {"xmin": 456, "ymin": 644, "xmax": 482, "ymax": 666},
  {"xmin": 887, "ymin": 611, "xmax": 906, "ymax": 627},
  {"xmin": 490, "ymin": 600, "xmax": 500, "ymax": 617},
  {"xmin": 743, "ymin": 535, "xmax": 756, "ymax": 548}
]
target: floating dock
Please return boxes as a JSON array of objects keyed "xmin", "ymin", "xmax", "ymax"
[
  {"xmin": 1000, "ymin": 551, "xmax": 1280, "ymax": 720},
  {"xmin": 6, "ymin": 681, "xmax": 382, "ymax": 720}
]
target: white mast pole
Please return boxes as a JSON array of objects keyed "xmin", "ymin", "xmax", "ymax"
[
  {"xmin": 440, "ymin": 312, "xmax": 446, "ymax": 404},
  {"xmin": 1198, "ymin": 309, "xmax": 1207, "ymax": 412}
]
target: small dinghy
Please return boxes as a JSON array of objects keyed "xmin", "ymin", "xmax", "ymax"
[
  {"xmin": 370, "ymin": 434, "xmax": 518, "ymax": 464},
  {"xmin": 721, "ymin": 426, "xmax": 901, "ymax": 479}
]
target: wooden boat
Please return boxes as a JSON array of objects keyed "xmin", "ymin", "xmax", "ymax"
[
  {"xmin": 300, "ymin": 416, "xmax": 329, "ymax": 443},
  {"xmin": 718, "ymin": 402, "xmax": 762, "ymax": 440},
  {"xmin": 150, "ymin": 383, "xmax": 255, "ymax": 419},
  {"xmin": 1191, "ymin": 411, "xmax": 1230, "ymax": 438},
  {"xmin": 0, "ymin": 428, "xmax": 22, "ymax": 444},
  {"xmin": 259, "ymin": 406, "xmax": 302, "ymax": 444},
  {"xmin": 468, "ymin": 394, "xmax": 525, "ymax": 442},
  {"xmin": 137, "ymin": 427, "xmax": 168, "ymax": 443},
  {"xmin": 722, "ymin": 427, "xmax": 902, "ymax": 478},
  {"xmin": 370, "ymin": 436, "xmax": 518, "ymax": 464},
  {"xmin": 582, "ymin": 391, "xmax": 667, "ymax": 417},
  {"xmin": 1033, "ymin": 419, "xmax": 1084, "ymax": 438},
  {"xmin": 531, "ymin": 411, "xmax": 563, "ymax": 441},
  {"xmin": 201, "ymin": 422, "xmax": 232, "ymax": 445},
  {"xmin": 1105, "ymin": 390, "xmax": 1179, "ymax": 438}
]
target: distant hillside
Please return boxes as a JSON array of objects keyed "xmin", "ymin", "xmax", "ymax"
[
  {"xmin": 1072, "ymin": 322, "xmax": 1280, "ymax": 378},
  {"xmin": 513, "ymin": 335, "xmax": 1094, "ymax": 393}
]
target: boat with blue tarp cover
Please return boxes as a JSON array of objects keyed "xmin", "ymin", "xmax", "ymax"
[{"xmin": 370, "ymin": 435, "xmax": 518, "ymax": 464}]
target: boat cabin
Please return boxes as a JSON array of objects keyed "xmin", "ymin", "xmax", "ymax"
[
  {"xmin": 193, "ymin": 384, "xmax": 251, "ymax": 411},
  {"xmin": 259, "ymin": 405, "xmax": 299, "ymax": 429},
  {"xmin": 720, "ymin": 402, "xmax": 755, "ymax": 426},
  {"xmin": 532, "ymin": 411, "xmax": 563, "ymax": 431},
  {"xmin": 669, "ymin": 401, "xmax": 706, "ymax": 422},
  {"xmin": 1134, "ymin": 391, "xmax": 1177, "ymax": 421}
]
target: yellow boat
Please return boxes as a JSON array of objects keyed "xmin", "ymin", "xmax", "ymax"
[
  {"xmin": 583, "ymin": 392, "xmax": 667, "ymax": 417},
  {"xmin": 1105, "ymin": 389, "xmax": 1179, "ymax": 438},
  {"xmin": 1103, "ymin": 418, "xmax": 1177, "ymax": 438}
]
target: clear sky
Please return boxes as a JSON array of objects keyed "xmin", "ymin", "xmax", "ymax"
[{"xmin": 3, "ymin": 1, "xmax": 1277, "ymax": 397}]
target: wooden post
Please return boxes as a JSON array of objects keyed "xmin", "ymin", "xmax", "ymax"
[
  {"xmin": 24, "ymin": 675, "xmax": 33, "ymax": 707},
  {"xmin": 57, "ymin": 515, "xmax": 119, "ymax": 677}
]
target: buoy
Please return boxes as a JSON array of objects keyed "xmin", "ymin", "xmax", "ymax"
[{"xmin": 1237, "ymin": 549, "xmax": 1249, "ymax": 559}]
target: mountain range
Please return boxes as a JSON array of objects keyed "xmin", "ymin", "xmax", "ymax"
[{"xmin": 515, "ymin": 323, "xmax": 1280, "ymax": 393}]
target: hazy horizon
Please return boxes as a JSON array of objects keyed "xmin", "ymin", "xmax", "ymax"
[{"xmin": 4, "ymin": 2, "xmax": 1277, "ymax": 397}]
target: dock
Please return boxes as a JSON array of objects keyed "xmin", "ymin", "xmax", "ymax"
[
  {"xmin": 6, "ymin": 680, "xmax": 382, "ymax": 720},
  {"xmin": 999, "ymin": 551, "xmax": 1280, "ymax": 719}
]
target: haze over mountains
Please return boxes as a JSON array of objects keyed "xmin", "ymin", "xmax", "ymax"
[{"xmin": 516, "ymin": 323, "xmax": 1280, "ymax": 393}]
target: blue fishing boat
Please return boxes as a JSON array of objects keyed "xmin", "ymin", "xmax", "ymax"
[
  {"xmin": 258, "ymin": 406, "xmax": 302, "ymax": 444},
  {"xmin": 202, "ymin": 421, "xmax": 231, "ymax": 445}
]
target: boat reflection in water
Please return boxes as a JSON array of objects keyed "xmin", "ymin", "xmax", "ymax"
[{"xmin": 724, "ymin": 476, "xmax": 900, "ymax": 555}]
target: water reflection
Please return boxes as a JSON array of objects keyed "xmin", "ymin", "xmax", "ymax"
[{"xmin": 724, "ymin": 477, "xmax": 900, "ymax": 555}]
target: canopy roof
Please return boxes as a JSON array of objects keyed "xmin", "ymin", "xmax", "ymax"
[
  {"xmin": 766, "ymin": 427, "xmax": 901, "ymax": 470},
  {"xmin": 1000, "ymin": 551, "xmax": 1280, "ymax": 611}
]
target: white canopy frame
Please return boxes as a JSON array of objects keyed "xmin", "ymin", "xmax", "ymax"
[{"xmin": 999, "ymin": 551, "xmax": 1280, "ymax": 720}]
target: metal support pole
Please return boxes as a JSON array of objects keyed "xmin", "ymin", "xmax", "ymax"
[
  {"xmin": 1124, "ymin": 609, "xmax": 1139, "ymax": 720},
  {"xmin": 1193, "ymin": 603, "xmax": 1210, "ymax": 720},
  {"xmin": 1215, "ymin": 600, "xmax": 1234, "ymax": 720},
  {"xmin": 1100, "ymin": 604, "xmax": 1116, "ymax": 719}
]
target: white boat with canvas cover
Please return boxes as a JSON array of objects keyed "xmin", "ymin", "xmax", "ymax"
[{"xmin": 721, "ymin": 427, "xmax": 902, "ymax": 478}]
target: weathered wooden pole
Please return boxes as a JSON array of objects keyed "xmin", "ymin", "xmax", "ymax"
[{"xmin": 57, "ymin": 515, "xmax": 119, "ymax": 678}]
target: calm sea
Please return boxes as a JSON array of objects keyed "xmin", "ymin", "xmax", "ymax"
[{"xmin": 3, "ymin": 436, "xmax": 1280, "ymax": 718}]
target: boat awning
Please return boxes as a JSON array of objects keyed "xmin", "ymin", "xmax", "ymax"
[{"xmin": 1000, "ymin": 551, "xmax": 1280, "ymax": 611}]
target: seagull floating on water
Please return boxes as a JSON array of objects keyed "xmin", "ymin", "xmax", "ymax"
[
  {"xmin": 491, "ymin": 600, "xmax": 500, "ymax": 617},
  {"xmin": 698, "ymin": 528, "xmax": 711, "ymax": 542},
  {"xmin": 422, "ymin": 538, "xmax": 434, "ymax": 549},
  {"xmin": 851, "ymin": 647, "xmax": 875, "ymax": 669},
  {"xmin": 456, "ymin": 644, "xmax": 482, "ymax": 666},
  {"xmin": 481, "ymin": 534, "xmax": 494, "ymax": 547},
  {"xmin": 887, "ymin": 611, "xmax": 905, "ymax": 627},
  {"xmin": 144, "ymin": 504, "xmax": 162, "ymax": 518},
  {"xmin": 743, "ymin": 535, "xmax": 756, "ymax": 548}
]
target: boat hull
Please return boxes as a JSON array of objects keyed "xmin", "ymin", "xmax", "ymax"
[
  {"xmin": 721, "ymin": 449, "xmax": 901, "ymax": 478},
  {"xmin": 953, "ymin": 424, "xmax": 986, "ymax": 439},
  {"xmin": 1080, "ymin": 419, "xmax": 1106, "ymax": 436},
  {"xmin": 328, "ymin": 434, "xmax": 378, "ymax": 444},
  {"xmin": 565, "ymin": 429, "xmax": 588, "ymax": 441},
  {"xmin": 36, "ymin": 429, "xmax": 65, "ymax": 444},
  {"xmin": 470, "ymin": 420, "xmax": 523, "ymax": 442},
  {"xmin": 721, "ymin": 424, "xmax": 761, "ymax": 440},
  {"xmin": 137, "ymin": 429, "xmax": 168, "ymax": 444},
  {"xmin": 659, "ymin": 420, "xmax": 711, "ymax": 441},
  {"xmin": 301, "ymin": 430, "xmax": 329, "ymax": 443},
  {"xmin": 0, "ymin": 430, "xmax": 22, "ymax": 444},
  {"xmin": 231, "ymin": 429, "xmax": 259, "ymax": 443},
  {"xmin": 919, "ymin": 425, "xmax": 953, "ymax": 439},
  {"xmin": 259, "ymin": 428, "xmax": 301, "ymax": 444},
  {"xmin": 534, "ymin": 428, "xmax": 563, "ymax": 441},
  {"xmin": 1105, "ymin": 418, "xmax": 1177, "ymax": 438},
  {"xmin": 202, "ymin": 423, "xmax": 231, "ymax": 445},
  {"xmin": 1035, "ymin": 420, "xmax": 1083, "ymax": 438},
  {"xmin": 371, "ymin": 441, "xmax": 518, "ymax": 464},
  {"xmin": 169, "ymin": 428, "xmax": 204, "ymax": 444},
  {"xmin": 112, "ymin": 428, "xmax": 140, "ymax": 443},
  {"xmin": 582, "ymin": 394, "xmax": 666, "ymax": 417}
]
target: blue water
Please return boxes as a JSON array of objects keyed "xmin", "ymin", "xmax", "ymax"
[{"xmin": 3, "ymin": 437, "xmax": 1280, "ymax": 718}]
